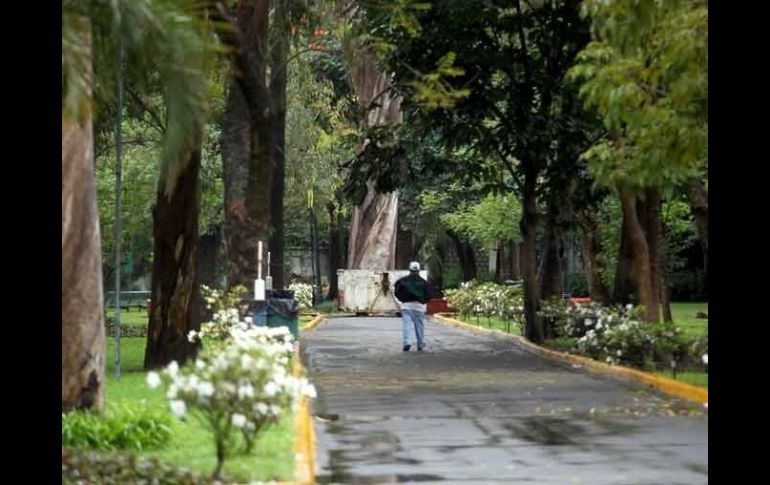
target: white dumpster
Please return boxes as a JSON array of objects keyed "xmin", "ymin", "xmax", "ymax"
[{"xmin": 337, "ymin": 269, "xmax": 428, "ymax": 314}]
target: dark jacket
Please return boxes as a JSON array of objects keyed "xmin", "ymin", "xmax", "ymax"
[{"xmin": 395, "ymin": 272, "xmax": 431, "ymax": 304}]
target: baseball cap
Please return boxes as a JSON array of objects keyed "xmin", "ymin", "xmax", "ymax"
[{"xmin": 409, "ymin": 261, "xmax": 420, "ymax": 271}]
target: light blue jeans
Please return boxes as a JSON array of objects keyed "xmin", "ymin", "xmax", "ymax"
[{"xmin": 401, "ymin": 309, "xmax": 426, "ymax": 348}]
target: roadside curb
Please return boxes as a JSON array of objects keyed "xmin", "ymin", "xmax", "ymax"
[
  {"xmin": 288, "ymin": 341, "xmax": 316, "ymax": 484},
  {"xmin": 301, "ymin": 313, "xmax": 326, "ymax": 332},
  {"xmin": 432, "ymin": 313, "xmax": 708, "ymax": 406}
]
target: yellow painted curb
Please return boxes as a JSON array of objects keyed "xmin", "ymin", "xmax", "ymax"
[
  {"xmin": 432, "ymin": 313, "xmax": 708, "ymax": 405},
  {"xmin": 286, "ymin": 342, "xmax": 316, "ymax": 485},
  {"xmin": 301, "ymin": 313, "xmax": 325, "ymax": 332}
]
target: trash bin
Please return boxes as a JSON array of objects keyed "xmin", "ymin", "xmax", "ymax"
[
  {"xmin": 267, "ymin": 297, "xmax": 300, "ymax": 339},
  {"xmin": 250, "ymin": 300, "xmax": 268, "ymax": 327}
]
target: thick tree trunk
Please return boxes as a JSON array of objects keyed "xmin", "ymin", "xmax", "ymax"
[
  {"xmin": 521, "ymin": 165, "xmax": 542, "ymax": 342},
  {"xmin": 62, "ymin": 18, "xmax": 105, "ymax": 411},
  {"xmin": 539, "ymin": 233, "xmax": 565, "ymax": 300},
  {"xmin": 327, "ymin": 202, "xmax": 342, "ymax": 299},
  {"xmin": 613, "ymin": 211, "xmax": 635, "ymax": 304},
  {"xmin": 196, "ymin": 229, "xmax": 220, "ymax": 322},
  {"xmin": 347, "ymin": 183, "xmax": 399, "ymax": 269},
  {"xmin": 447, "ymin": 230, "xmax": 477, "ymax": 282},
  {"xmin": 222, "ymin": 80, "xmax": 256, "ymax": 288},
  {"xmin": 579, "ymin": 211, "xmax": 610, "ymax": 303},
  {"xmin": 639, "ymin": 187, "xmax": 662, "ymax": 323},
  {"xmin": 345, "ymin": 43, "xmax": 401, "ymax": 270},
  {"xmin": 220, "ymin": 0, "xmax": 280, "ymax": 289},
  {"xmin": 145, "ymin": 142, "xmax": 202, "ymax": 370},
  {"xmin": 268, "ymin": 4, "xmax": 289, "ymax": 289},
  {"xmin": 618, "ymin": 186, "xmax": 658, "ymax": 323},
  {"xmin": 510, "ymin": 241, "xmax": 521, "ymax": 280}
]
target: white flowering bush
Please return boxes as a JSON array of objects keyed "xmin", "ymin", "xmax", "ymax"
[
  {"xmin": 538, "ymin": 300, "xmax": 695, "ymax": 370},
  {"xmin": 289, "ymin": 282, "xmax": 313, "ymax": 310},
  {"xmin": 149, "ymin": 324, "xmax": 316, "ymax": 478},
  {"xmin": 200, "ymin": 284, "xmax": 248, "ymax": 314},
  {"xmin": 191, "ymin": 285, "xmax": 253, "ymax": 351},
  {"xmin": 444, "ymin": 281, "xmax": 524, "ymax": 330}
]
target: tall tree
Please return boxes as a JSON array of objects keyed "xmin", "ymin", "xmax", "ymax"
[
  {"xmin": 569, "ymin": 0, "xmax": 707, "ymax": 322},
  {"xmin": 342, "ymin": 8, "xmax": 402, "ymax": 270},
  {"xmin": 347, "ymin": 0, "xmax": 594, "ymax": 342},
  {"xmin": 63, "ymin": 0, "xmax": 218, "ymax": 405},
  {"xmin": 62, "ymin": 15, "xmax": 105, "ymax": 411},
  {"xmin": 216, "ymin": 0, "xmax": 308, "ymax": 289}
]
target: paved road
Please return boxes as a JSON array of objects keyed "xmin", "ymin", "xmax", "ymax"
[{"xmin": 301, "ymin": 316, "xmax": 707, "ymax": 484}]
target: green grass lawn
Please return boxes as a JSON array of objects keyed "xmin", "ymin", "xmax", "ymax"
[
  {"xmin": 101, "ymin": 337, "xmax": 295, "ymax": 482},
  {"xmin": 655, "ymin": 371, "xmax": 708, "ymax": 388},
  {"xmin": 105, "ymin": 308, "xmax": 149, "ymax": 327},
  {"xmin": 670, "ymin": 302, "xmax": 708, "ymax": 339}
]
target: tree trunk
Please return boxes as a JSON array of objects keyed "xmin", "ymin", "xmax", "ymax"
[
  {"xmin": 222, "ymin": 78, "xmax": 257, "ymax": 288},
  {"xmin": 220, "ymin": 0, "xmax": 279, "ymax": 289},
  {"xmin": 639, "ymin": 187, "xmax": 662, "ymax": 323},
  {"xmin": 539, "ymin": 233, "xmax": 565, "ymax": 300},
  {"xmin": 579, "ymin": 211, "xmax": 610, "ymax": 303},
  {"xmin": 447, "ymin": 230, "xmax": 476, "ymax": 282},
  {"xmin": 521, "ymin": 165, "xmax": 542, "ymax": 342},
  {"xmin": 686, "ymin": 176, "xmax": 708, "ymax": 254},
  {"xmin": 345, "ymin": 41, "xmax": 401, "ymax": 270},
  {"xmin": 145, "ymin": 140, "xmax": 202, "ymax": 370},
  {"xmin": 327, "ymin": 202, "xmax": 342, "ymax": 299},
  {"xmin": 510, "ymin": 241, "xmax": 521, "ymax": 280},
  {"xmin": 613, "ymin": 210, "xmax": 635, "ymax": 304},
  {"xmin": 268, "ymin": 2, "xmax": 289, "ymax": 289},
  {"xmin": 660, "ymin": 270, "xmax": 672, "ymax": 322},
  {"xmin": 196, "ymin": 229, "xmax": 220, "ymax": 322},
  {"xmin": 618, "ymin": 186, "xmax": 658, "ymax": 323},
  {"xmin": 62, "ymin": 17, "xmax": 105, "ymax": 411},
  {"xmin": 347, "ymin": 183, "xmax": 399, "ymax": 269}
]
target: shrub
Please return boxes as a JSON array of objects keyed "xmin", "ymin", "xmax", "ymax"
[{"xmin": 62, "ymin": 405, "xmax": 172, "ymax": 452}]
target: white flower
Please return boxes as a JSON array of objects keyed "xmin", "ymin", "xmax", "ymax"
[
  {"xmin": 238, "ymin": 384, "xmax": 255, "ymax": 399},
  {"xmin": 702, "ymin": 353, "xmax": 708, "ymax": 365},
  {"xmin": 167, "ymin": 384, "xmax": 179, "ymax": 400},
  {"xmin": 231, "ymin": 413, "xmax": 247, "ymax": 428},
  {"xmin": 264, "ymin": 381, "xmax": 278, "ymax": 397},
  {"xmin": 197, "ymin": 381, "xmax": 215, "ymax": 397},
  {"xmin": 187, "ymin": 330, "xmax": 199, "ymax": 342},
  {"xmin": 166, "ymin": 361, "xmax": 179, "ymax": 376},
  {"xmin": 616, "ymin": 350, "xmax": 622, "ymax": 357},
  {"xmin": 170, "ymin": 400, "xmax": 187, "ymax": 418},
  {"xmin": 146, "ymin": 372, "xmax": 162, "ymax": 389},
  {"xmin": 303, "ymin": 383, "xmax": 317, "ymax": 399}
]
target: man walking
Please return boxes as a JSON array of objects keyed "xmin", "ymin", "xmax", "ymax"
[{"xmin": 395, "ymin": 261, "xmax": 430, "ymax": 351}]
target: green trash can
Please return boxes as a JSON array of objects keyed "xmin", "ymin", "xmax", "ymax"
[{"xmin": 266, "ymin": 297, "xmax": 300, "ymax": 340}]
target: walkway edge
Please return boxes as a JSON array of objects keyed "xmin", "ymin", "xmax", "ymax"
[
  {"xmin": 432, "ymin": 313, "xmax": 708, "ymax": 406},
  {"xmin": 289, "ymin": 341, "xmax": 317, "ymax": 485},
  {"xmin": 284, "ymin": 313, "xmax": 326, "ymax": 484},
  {"xmin": 301, "ymin": 313, "xmax": 326, "ymax": 332}
]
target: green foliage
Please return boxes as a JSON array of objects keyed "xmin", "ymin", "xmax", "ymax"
[
  {"xmin": 539, "ymin": 300, "xmax": 707, "ymax": 370},
  {"xmin": 568, "ymin": 0, "xmax": 708, "ymax": 189},
  {"xmin": 284, "ymin": 46, "xmax": 356, "ymax": 247},
  {"xmin": 434, "ymin": 192, "xmax": 522, "ymax": 249},
  {"xmin": 409, "ymin": 51, "xmax": 471, "ymax": 109},
  {"xmin": 62, "ymin": 405, "xmax": 173, "ymax": 452},
  {"xmin": 444, "ymin": 281, "xmax": 524, "ymax": 331}
]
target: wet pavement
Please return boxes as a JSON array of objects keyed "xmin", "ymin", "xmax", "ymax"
[{"xmin": 301, "ymin": 317, "xmax": 708, "ymax": 484}]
